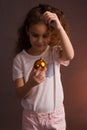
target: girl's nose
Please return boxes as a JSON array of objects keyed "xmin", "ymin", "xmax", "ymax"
[{"xmin": 37, "ymin": 37, "xmax": 43, "ymax": 43}]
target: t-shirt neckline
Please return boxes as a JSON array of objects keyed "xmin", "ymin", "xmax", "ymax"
[{"xmin": 23, "ymin": 45, "xmax": 50, "ymax": 58}]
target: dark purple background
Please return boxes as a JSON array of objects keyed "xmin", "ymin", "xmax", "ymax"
[{"xmin": 0, "ymin": 0, "xmax": 87, "ymax": 130}]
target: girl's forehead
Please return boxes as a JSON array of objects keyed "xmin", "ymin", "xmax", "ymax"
[
  {"xmin": 30, "ymin": 22, "xmax": 47, "ymax": 28},
  {"xmin": 29, "ymin": 23, "xmax": 49, "ymax": 33}
]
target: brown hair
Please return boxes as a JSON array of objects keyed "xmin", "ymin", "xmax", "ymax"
[{"xmin": 15, "ymin": 4, "xmax": 69, "ymax": 54}]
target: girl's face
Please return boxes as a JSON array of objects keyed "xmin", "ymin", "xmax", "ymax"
[{"xmin": 27, "ymin": 23, "xmax": 51, "ymax": 55}]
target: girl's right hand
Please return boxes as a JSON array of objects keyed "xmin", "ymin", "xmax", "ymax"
[
  {"xmin": 28, "ymin": 67, "xmax": 47, "ymax": 88},
  {"xmin": 14, "ymin": 67, "xmax": 47, "ymax": 99}
]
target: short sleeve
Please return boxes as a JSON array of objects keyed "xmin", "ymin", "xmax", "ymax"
[
  {"xmin": 53, "ymin": 45, "xmax": 70, "ymax": 66},
  {"xmin": 58, "ymin": 59, "xmax": 70, "ymax": 66},
  {"xmin": 12, "ymin": 56, "xmax": 23, "ymax": 81}
]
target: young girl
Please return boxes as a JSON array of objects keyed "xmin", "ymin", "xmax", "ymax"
[{"xmin": 12, "ymin": 4, "xmax": 74, "ymax": 130}]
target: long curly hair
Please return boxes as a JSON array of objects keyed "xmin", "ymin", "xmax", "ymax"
[{"xmin": 15, "ymin": 4, "xmax": 69, "ymax": 54}]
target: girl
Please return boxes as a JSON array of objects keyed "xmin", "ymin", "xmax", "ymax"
[{"xmin": 12, "ymin": 4, "xmax": 74, "ymax": 130}]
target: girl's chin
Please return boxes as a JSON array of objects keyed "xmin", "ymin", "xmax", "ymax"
[{"xmin": 38, "ymin": 47, "xmax": 46, "ymax": 51}]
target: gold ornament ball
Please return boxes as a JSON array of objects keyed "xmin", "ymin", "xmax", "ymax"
[{"xmin": 34, "ymin": 58, "xmax": 46, "ymax": 70}]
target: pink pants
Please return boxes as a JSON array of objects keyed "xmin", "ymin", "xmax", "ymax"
[{"xmin": 22, "ymin": 105, "xmax": 66, "ymax": 130}]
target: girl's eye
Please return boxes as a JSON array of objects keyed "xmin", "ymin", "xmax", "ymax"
[
  {"xmin": 31, "ymin": 32, "xmax": 50, "ymax": 38},
  {"xmin": 43, "ymin": 35, "xmax": 48, "ymax": 38},
  {"xmin": 43, "ymin": 34, "xmax": 49, "ymax": 38},
  {"xmin": 32, "ymin": 34, "xmax": 39, "ymax": 38}
]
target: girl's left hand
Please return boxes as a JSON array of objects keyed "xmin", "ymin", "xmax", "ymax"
[{"xmin": 42, "ymin": 11, "xmax": 61, "ymax": 29}]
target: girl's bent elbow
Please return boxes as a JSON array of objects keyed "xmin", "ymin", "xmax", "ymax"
[{"xmin": 69, "ymin": 52, "xmax": 74, "ymax": 60}]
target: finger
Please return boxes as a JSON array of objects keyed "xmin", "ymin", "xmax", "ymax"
[
  {"xmin": 42, "ymin": 14, "xmax": 57, "ymax": 26},
  {"xmin": 35, "ymin": 67, "xmax": 41, "ymax": 76},
  {"xmin": 42, "ymin": 67, "xmax": 47, "ymax": 73}
]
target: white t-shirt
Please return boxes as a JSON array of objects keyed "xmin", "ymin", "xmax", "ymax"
[{"xmin": 13, "ymin": 45, "xmax": 69, "ymax": 113}]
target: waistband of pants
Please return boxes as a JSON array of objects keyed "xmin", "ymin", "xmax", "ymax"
[{"xmin": 23, "ymin": 104, "xmax": 65, "ymax": 116}]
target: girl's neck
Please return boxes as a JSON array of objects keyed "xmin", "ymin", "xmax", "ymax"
[{"xmin": 27, "ymin": 47, "xmax": 46, "ymax": 56}]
